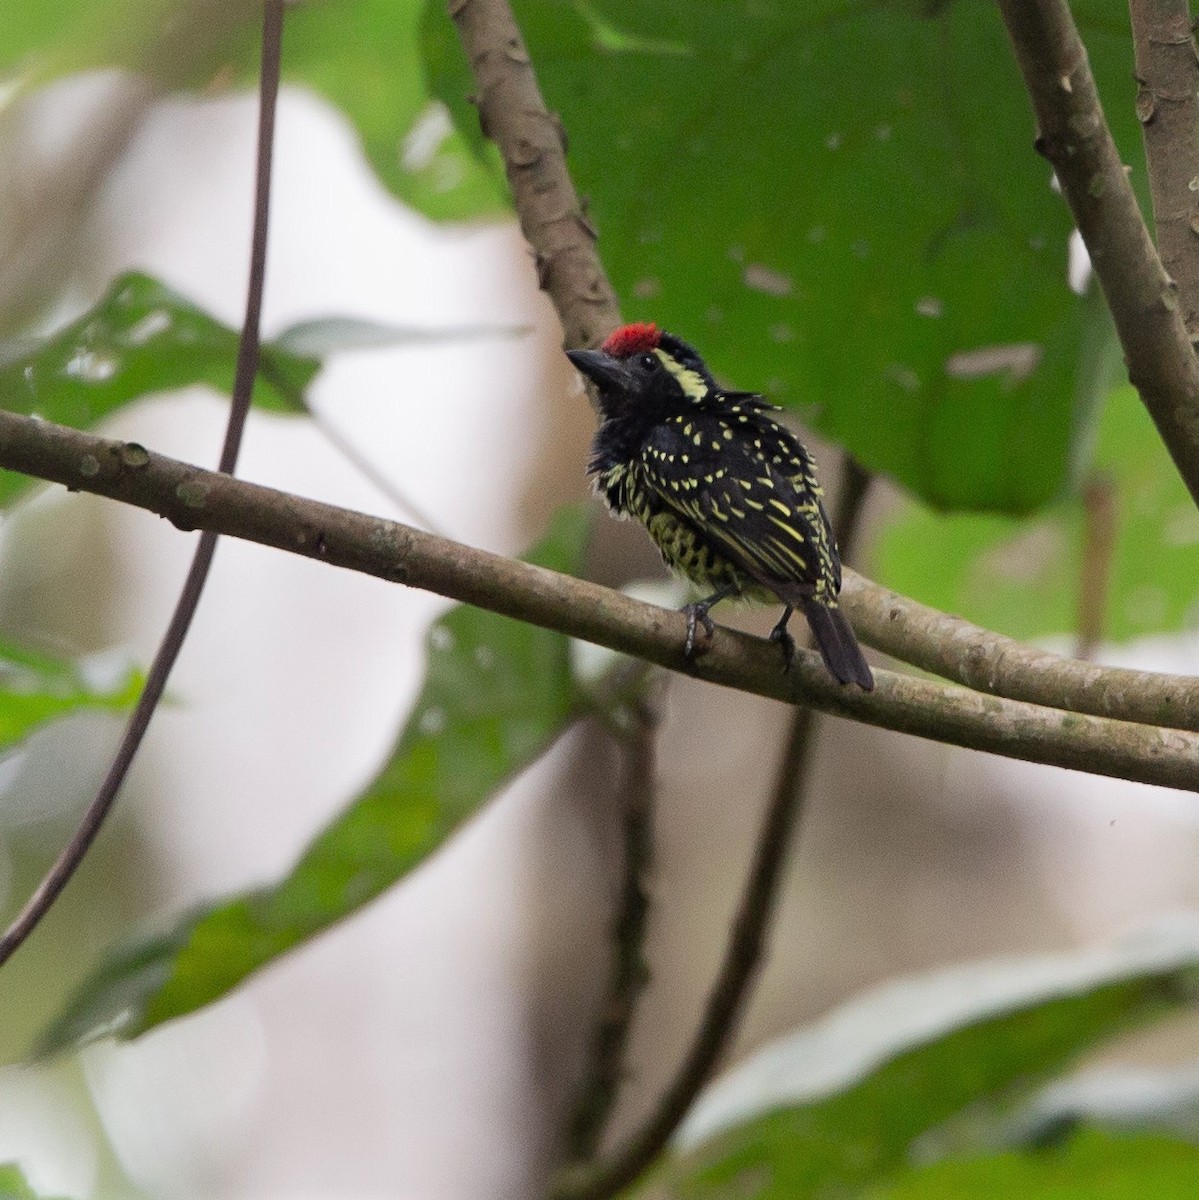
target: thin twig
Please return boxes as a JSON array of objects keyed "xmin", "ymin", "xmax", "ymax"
[
  {"xmin": 0, "ymin": 0, "xmax": 286, "ymax": 969},
  {"xmin": 0, "ymin": 415, "xmax": 1195, "ymax": 789},
  {"xmin": 309, "ymin": 407, "xmax": 447, "ymax": 536},
  {"xmin": 565, "ymin": 697, "xmax": 658, "ymax": 1162},
  {"xmin": 997, "ymin": 0, "xmax": 1199, "ymax": 508},
  {"xmin": 1076, "ymin": 472, "xmax": 1117, "ymax": 660},
  {"xmin": 1129, "ymin": 0, "xmax": 1199, "ymax": 339},
  {"xmin": 551, "ymin": 460, "xmax": 874, "ymax": 1200},
  {"xmin": 446, "ymin": 0, "xmax": 620, "ymax": 351}
]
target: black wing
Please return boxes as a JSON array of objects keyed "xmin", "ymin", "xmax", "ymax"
[{"xmin": 635, "ymin": 408, "xmax": 840, "ymax": 602}]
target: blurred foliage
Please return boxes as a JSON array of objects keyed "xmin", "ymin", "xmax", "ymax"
[
  {"xmin": 0, "ymin": 0, "xmax": 504, "ymax": 221},
  {"xmin": 3, "ymin": 7, "xmax": 1199, "ymax": 1199},
  {"xmin": 999, "ymin": 1063, "xmax": 1199, "ymax": 1149},
  {"xmin": 0, "ymin": 639, "xmax": 141, "ymax": 752},
  {"xmin": 0, "ymin": 272, "xmax": 318, "ymax": 472},
  {"xmin": 631, "ymin": 928, "xmax": 1199, "ymax": 1197},
  {"xmin": 277, "ymin": 0, "xmax": 508, "ymax": 220},
  {"xmin": 874, "ymin": 384, "xmax": 1199, "ymax": 644},
  {"xmin": 0, "ymin": 1162, "xmax": 66, "ymax": 1200},
  {"xmin": 0, "ymin": 270, "xmax": 525, "ymax": 504},
  {"xmin": 39, "ymin": 506, "xmax": 591, "ymax": 1050},
  {"xmin": 862, "ymin": 1130, "xmax": 1199, "ymax": 1198}
]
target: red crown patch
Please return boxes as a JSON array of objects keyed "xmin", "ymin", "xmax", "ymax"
[{"xmin": 601, "ymin": 322, "xmax": 661, "ymax": 358}]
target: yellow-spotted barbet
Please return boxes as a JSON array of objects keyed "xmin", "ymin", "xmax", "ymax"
[{"xmin": 568, "ymin": 323, "xmax": 873, "ymax": 690}]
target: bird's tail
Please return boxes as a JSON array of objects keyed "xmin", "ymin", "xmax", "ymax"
[{"xmin": 802, "ymin": 600, "xmax": 874, "ymax": 690}]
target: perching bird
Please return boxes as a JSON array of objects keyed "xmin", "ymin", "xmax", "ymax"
[{"xmin": 568, "ymin": 323, "xmax": 873, "ymax": 690}]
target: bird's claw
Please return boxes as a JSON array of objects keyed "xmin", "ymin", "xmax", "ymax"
[
  {"xmin": 682, "ymin": 603, "xmax": 716, "ymax": 660},
  {"xmin": 769, "ymin": 623, "xmax": 797, "ymax": 673}
]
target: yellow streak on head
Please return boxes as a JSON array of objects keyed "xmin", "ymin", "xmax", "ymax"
[{"xmin": 656, "ymin": 349, "xmax": 709, "ymax": 401}]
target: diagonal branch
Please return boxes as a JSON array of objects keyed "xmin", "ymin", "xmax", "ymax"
[
  {"xmin": 839, "ymin": 569, "xmax": 1199, "ymax": 732},
  {"xmin": 1130, "ymin": 0, "xmax": 1199, "ymax": 338},
  {"xmin": 448, "ymin": 0, "xmax": 620, "ymax": 350},
  {"xmin": 998, "ymin": 0, "xmax": 1199, "ymax": 507},
  {"xmin": 0, "ymin": 414, "xmax": 1194, "ymax": 793}
]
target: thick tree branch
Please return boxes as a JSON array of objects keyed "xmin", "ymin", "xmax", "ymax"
[
  {"xmin": 839, "ymin": 570, "xmax": 1199, "ymax": 732},
  {"xmin": 998, "ymin": 0, "xmax": 1199, "ymax": 507},
  {"xmin": 0, "ymin": 414, "xmax": 1193, "ymax": 789},
  {"xmin": 1130, "ymin": 0, "xmax": 1199, "ymax": 338},
  {"xmin": 447, "ymin": 0, "xmax": 621, "ymax": 349}
]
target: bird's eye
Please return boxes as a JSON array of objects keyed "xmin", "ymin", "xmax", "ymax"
[{"xmin": 638, "ymin": 352, "xmax": 659, "ymax": 371}]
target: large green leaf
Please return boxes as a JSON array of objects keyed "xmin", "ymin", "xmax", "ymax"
[
  {"xmin": 39, "ymin": 506, "xmax": 591, "ymax": 1051},
  {"xmin": 423, "ymin": 0, "xmax": 1146, "ymax": 514},
  {"xmin": 629, "ymin": 919, "xmax": 1199, "ymax": 1198},
  {"xmin": 873, "ymin": 384, "xmax": 1199, "ymax": 644},
  {"xmin": 0, "ymin": 636, "xmax": 141, "ymax": 756},
  {"xmin": 0, "ymin": 270, "xmax": 320, "ymax": 502},
  {"xmin": 0, "ymin": 272, "xmax": 529, "ymax": 503},
  {"xmin": 861, "ymin": 1130, "xmax": 1199, "ymax": 1199},
  {"xmin": 279, "ymin": 0, "xmax": 508, "ymax": 221}
]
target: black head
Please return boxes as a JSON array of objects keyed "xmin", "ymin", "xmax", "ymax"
[{"xmin": 567, "ymin": 323, "xmax": 718, "ymax": 420}]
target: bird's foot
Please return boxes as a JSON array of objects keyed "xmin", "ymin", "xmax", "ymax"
[
  {"xmin": 769, "ymin": 619, "xmax": 797, "ymax": 673},
  {"xmin": 682, "ymin": 602, "xmax": 716, "ymax": 660}
]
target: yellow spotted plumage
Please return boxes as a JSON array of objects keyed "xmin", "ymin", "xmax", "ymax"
[{"xmin": 568, "ymin": 323, "xmax": 873, "ymax": 689}]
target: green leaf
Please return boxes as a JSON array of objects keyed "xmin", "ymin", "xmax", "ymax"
[
  {"xmin": 0, "ymin": 270, "xmax": 317, "ymax": 421},
  {"xmin": 0, "ymin": 1162, "xmax": 67, "ymax": 1200},
  {"xmin": 0, "ymin": 276, "xmax": 533, "ymax": 514},
  {"xmin": 630, "ymin": 918, "xmax": 1199, "ymax": 1198},
  {"xmin": 0, "ymin": 638, "xmax": 141, "ymax": 756},
  {"xmin": 422, "ymin": 0, "xmax": 1143, "ymax": 514},
  {"xmin": 39, "ymin": 506, "xmax": 592, "ymax": 1051},
  {"xmin": 861, "ymin": 1130, "xmax": 1199, "ymax": 1199},
  {"xmin": 0, "ymin": 0, "xmax": 177, "ymax": 81},
  {"xmin": 279, "ymin": 0, "xmax": 508, "ymax": 221},
  {"xmin": 0, "ymin": 270, "xmax": 320, "ymax": 499},
  {"xmin": 872, "ymin": 384, "xmax": 1199, "ymax": 644},
  {"xmin": 0, "ymin": 673, "xmax": 142, "ymax": 754}
]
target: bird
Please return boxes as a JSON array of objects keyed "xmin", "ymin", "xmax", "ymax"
[{"xmin": 567, "ymin": 322, "xmax": 874, "ymax": 690}]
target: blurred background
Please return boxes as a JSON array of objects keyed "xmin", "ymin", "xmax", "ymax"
[{"xmin": 4, "ymin": 4, "xmax": 1199, "ymax": 1199}]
